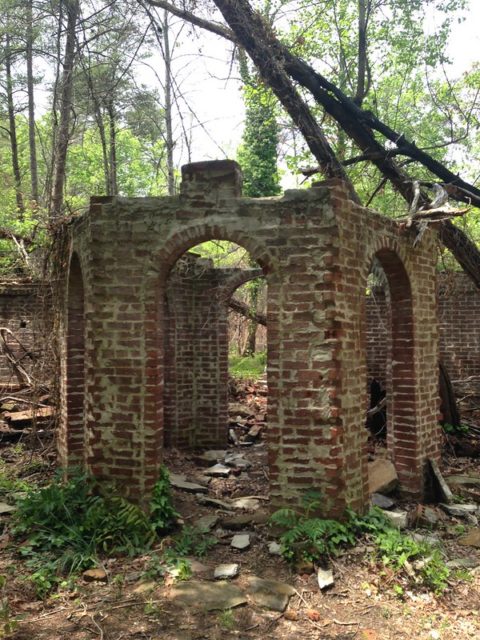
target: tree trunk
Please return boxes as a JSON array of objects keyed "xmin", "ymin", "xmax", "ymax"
[
  {"xmin": 229, "ymin": 296, "xmax": 266, "ymax": 326},
  {"xmin": 211, "ymin": 0, "xmax": 480, "ymax": 289},
  {"xmin": 163, "ymin": 9, "xmax": 175, "ymax": 195},
  {"xmin": 212, "ymin": 0, "xmax": 360, "ymax": 203},
  {"xmin": 5, "ymin": 34, "xmax": 25, "ymax": 219},
  {"xmin": 107, "ymin": 101, "xmax": 118, "ymax": 196},
  {"xmin": 26, "ymin": 0, "xmax": 39, "ymax": 205},
  {"xmin": 50, "ymin": 0, "xmax": 80, "ymax": 219}
]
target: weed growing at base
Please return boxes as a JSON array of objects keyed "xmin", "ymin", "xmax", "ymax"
[
  {"xmin": 270, "ymin": 492, "xmax": 450, "ymax": 595},
  {"xmin": 10, "ymin": 466, "xmax": 207, "ymax": 597}
]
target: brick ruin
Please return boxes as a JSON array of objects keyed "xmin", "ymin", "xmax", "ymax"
[
  {"xmin": 0, "ymin": 280, "xmax": 47, "ymax": 388},
  {"xmin": 58, "ymin": 160, "xmax": 442, "ymax": 517}
]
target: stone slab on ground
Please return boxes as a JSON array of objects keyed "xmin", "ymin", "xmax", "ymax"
[
  {"xmin": 368, "ymin": 459, "xmax": 398, "ymax": 495},
  {"xmin": 0, "ymin": 502, "xmax": 16, "ymax": 515},
  {"xmin": 170, "ymin": 474, "xmax": 208, "ymax": 494},
  {"xmin": 194, "ymin": 450, "xmax": 228, "ymax": 466},
  {"xmin": 231, "ymin": 534, "xmax": 251, "ymax": 550},
  {"xmin": 440, "ymin": 503, "xmax": 478, "ymax": 518},
  {"xmin": 195, "ymin": 515, "xmax": 219, "ymax": 532},
  {"xmin": 197, "ymin": 496, "xmax": 234, "ymax": 510},
  {"xmin": 214, "ymin": 563, "xmax": 239, "ymax": 579},
  {"xmin": 204, "ymin": 464, "xmax": 231, "ymax": 478},
  {"xmin": 371, "ymin": 493, "xmax": 395, "ymax": 510},
  {"xmin": 458, "ymin": 528, "xmax": 480, "ymax": 548},
  {"xmin": 220, "ymin": 513, "xmax": 255, "ymax": 530},
  {"xmin": 317, "ymin": 567, "xmax": 334, "ymax": 590},
  {"xmin": 246, "ymin": 576, "xmax": 295, "ymax": 612},
  {"xmin": 169, "ymin": 581, "xmax": 247, "ymax": 611},
  {"xmin": 383, "ymin": 510, "xmax": 408, "ymax": 529},
  {"xmin": 231, "ymin": 497, "xmax": 260, "ymax": 511}
]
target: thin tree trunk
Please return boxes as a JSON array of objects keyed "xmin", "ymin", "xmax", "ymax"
[
  {"xmin": 355, "ymin": 0, "xmax": 368, "ymax": 105},
  {"xmin": 163, "ymin": 10, "xmax": 175, "ymax": 195},
  {"xmin": 5, "ymin": 34, "xmax": 25, "ymax": 218},
  {"xmin": 107, "ymin": 101, "xmax": 118, "ymax": 195},
  {"xmin": 26, "ymin": 0, "xmax": 39, "ymax": 205},
  {"xmin": 50, "ymin": 0, "xmax": 80, "ymax": 219}
]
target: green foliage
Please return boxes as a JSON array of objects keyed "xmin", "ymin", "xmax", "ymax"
[
  {"xmin": 165, "ymin": 525, "xmax": 217, "ymax": 560},
  {"xmin": 11, "ymin": 466, "xmax": 179, "ymax": 597},
  {"xmin": 229, "ymin": 351, "xmax": 266, "ymax": 379},
  {"xmin": 237, "ymin": 55, "xmax": 281, "ymax": 198},
  {"xmin": 150, "ymin": 466, "xmax": 179, "ymax": 532},
  {"xmin": 270, "ymin": 499, "xmax": 451, "ymax": 594},
  {"xmin": 442, "ymin": 422, "xmax": 469, "ymax": 436}
]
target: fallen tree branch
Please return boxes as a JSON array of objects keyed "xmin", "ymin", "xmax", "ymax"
[{"xmin": 229, "ymin": 296, "xmax": 266, "ymax": 326}]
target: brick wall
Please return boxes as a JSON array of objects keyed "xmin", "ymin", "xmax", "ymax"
[
  {"xmin": 0, "ymin": 281, "xmax": 45, "ymax": 387},
  {"xmin": 366, "ymin": 272, "xmax": 480, "ymax": 389},
  {"xmin": 58, "ymin": 160, "xmax": 440, "ymax": 515}
]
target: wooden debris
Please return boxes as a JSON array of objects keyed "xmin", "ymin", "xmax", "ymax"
[{"xmin": 4, "ymin": 406, "xmax": 55, "ymax": 426}]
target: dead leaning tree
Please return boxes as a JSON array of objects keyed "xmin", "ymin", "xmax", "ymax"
[{"xmin": 144, "ymin": 0, "xmax": 480, "ymax": 290}]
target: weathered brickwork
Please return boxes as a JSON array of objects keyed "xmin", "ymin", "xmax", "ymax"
[
  {"xmin": 58, "ymin": 160, "xmax": 441, "ymax": 515},
  {"xmin": 366, "ymin": 273, "xmax": 480, "ymax": 388},
  {"xmin": 164, "ymin": 253, "xmax": 256, "ymax": 449},
  {"xmin": 437, "ymin": 273, "xmax": 480, "ymax": 382},
  {"xmin": 0, "ymin": 281, "xmax": 47, "ymax": 387}
]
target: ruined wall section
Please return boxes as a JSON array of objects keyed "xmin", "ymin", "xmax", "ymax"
[
  {"xmin": 330, "ymin": 180, "xmax": 440, "ymax": 498},
  {"xmin": 0, "ymin": 281, "xmax": 41, "ymax": 386},
  {"xmin": 437, "ymin": 273, "xmax": 480, "ymax": 382},
  {"xmin": 60, "ymin": 161, "xmax": 441, "ymax": 513}
]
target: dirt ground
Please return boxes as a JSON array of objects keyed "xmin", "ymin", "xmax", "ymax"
[{"xmin": 1, "ymin": 383, "xmax": 480, "ymax": 640}]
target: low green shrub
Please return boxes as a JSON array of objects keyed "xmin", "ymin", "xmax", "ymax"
[
  {"xmin": 270, "ymin": 497, "xmax": 450, "ymax": 594},
  {"xmin": 229, "ymin": 351, "xmax": 266, "ymax": 379},
  {"xmin": 11, "ymin": 466, "xmax": 180, "ymax": 597}
]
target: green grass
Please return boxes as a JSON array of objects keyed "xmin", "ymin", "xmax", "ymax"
[{"xmin": 229, "ymin": 352, "xmax": 266, "ymax": 379}]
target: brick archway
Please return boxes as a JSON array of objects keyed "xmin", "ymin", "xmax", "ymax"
[
  {"xmin": 143, "ymin": 228, "xmax": 277, "ymax": 471},
  {"xmin": 61, "ymin": 161, "xmax": 440, "ymax": 513}
]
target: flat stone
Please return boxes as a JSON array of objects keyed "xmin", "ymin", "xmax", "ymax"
[
  {"xmin": 446, "ymin": 558, "xmax": 480, "ymax": 569},
  {"xmin": 458, "ymin": 528, "xmax": 480, "ymax": 548},
  {"xmin": 383, "ymin": 510, "xmax": 408, "ymax": 529},
  {"xmin": 371, "ymin": 493, "xmax": 395, "ymax": 510},
  {"xmin": 268, "ymin": 541, "xmax": 282, "ymax": 556},
  {"xmin": 231, "ymin": 534, "xmax": 251, "ymax": 550},
  {"xmin": 231, "ymin": 497, "xmax": 260, "ymax": 511},
  {"xmin": 204, "ymin": 464, "xmax": 231, "ymax": 478},
  {"xmin": 0, "ymin": 502, "xmax": 16, "ymax": 515},
  {"xmin": 214, "ymin": 563, "xmax": 239, "ymax": 579},
  {"xmin": 197, "ymin": 496, "xmax": 234, "ymax": 510},
  {"xmin": 446, "ymin": 475, "xmax": 480, "ymax": 487},
  {"xmin": 225, "ymin": 454, "xmax": 252, "ymax": 470},
  {"xmin": 83, "ymin": 568, "xmax": 108, "ymax": 583},
  {"xmin": 440, "ymin": 503, "xmax": 478, "ymax": 518},
  {"xmin": 220, "ymin": 514, "xmax": 255, "ymax": 530},
  {"xmin": 195, "ymin": 515, "xmax": 219, "ymax": 532},
  {"xmin": 368, "ymin": 459, "xmax": 398, "ymax": 495},
  {"xmin": 195, "ymin": 450, "xmax": 227, "ymax": 465},
  {"xmin": 170, "ymin": 474, "xmax": 208, "ymax": 494},
  {"xmin": 411, "ymin": 532, "xmax": 441, "ymax": 545},
  {"xmin": 246, "ymin": 576, "xmax": 295, "ymax": 612},
  {"xmin": 132, "ymin": 581, "xmax": 157, "ymax": 594},
  {"xmin": 317, "ymin": 567, "xmax": 334, "ymax": 590},
  {"xmin": 170, "ymin": 580, "xmax": 247, "ymax": 611}
]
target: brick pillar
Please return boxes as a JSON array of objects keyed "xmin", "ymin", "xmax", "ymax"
[{"xmin": 60, "ymin": 253, "xmax": 86, "ymax": 467}]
